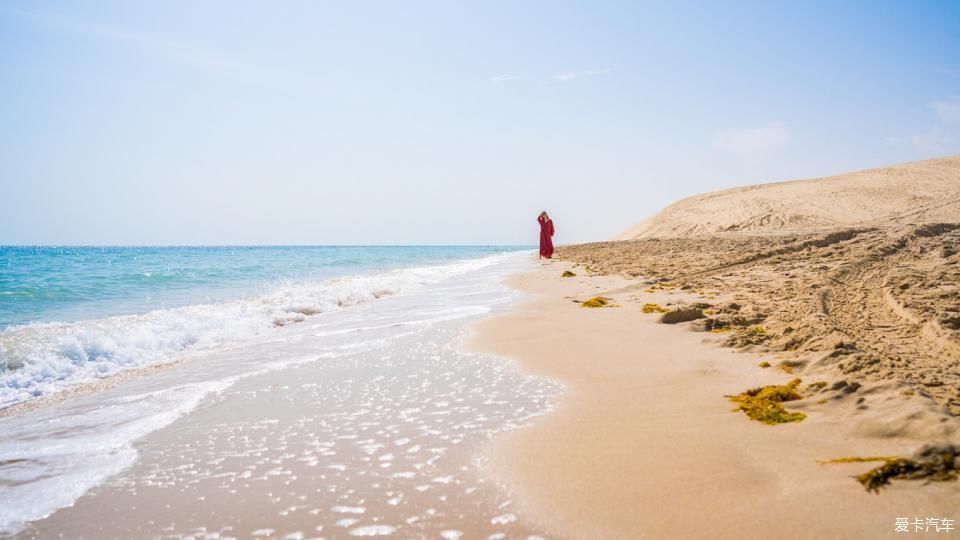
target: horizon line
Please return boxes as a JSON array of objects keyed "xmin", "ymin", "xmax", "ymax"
[{"xmin": 0, "ymin": 244, "xmax": 538, "ymax": 249}]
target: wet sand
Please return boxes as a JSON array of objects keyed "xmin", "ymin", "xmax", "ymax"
[
  {"xmin": 8, "ymin": 258, "xmax": 560, "ymax": 540},
  {"xmin": 467, "ymin": 260, "xmax": 959, "ymax": 539},
  {"xmin": 20, "ymin": 321, "xmax": 558, "ymax": 540}
]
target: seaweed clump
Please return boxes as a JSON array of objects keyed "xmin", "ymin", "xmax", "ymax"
[
  {"xmin": 818, "ymin": 456, "xmax": 896, "ymax": 465},
  {"xmin": 561, "ymin": 270, "xmax": 576, "ymax": 277},
  {"xmin": 642, "ymin": 303, "xmax": 670, "ymax": 314},
  {"xmin": 727, "ymin": 378, "xmax": 806, "ymax": 424},
  {"xmin": 581, "ymin": 296, "xmax": 617, "ymax": 308},
  {"xmin": 643, "ymin": 282, "xmax": 676, "ymax": 293},
  {"xmin": 851, "ymin": 445, "xmax": 958, "ymax": 493}
]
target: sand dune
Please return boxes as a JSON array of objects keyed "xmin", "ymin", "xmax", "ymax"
[
  {"xmin": 477, "ymin": 157, "xmax": 960, "ymax": 537},
  {"xmin": 578, "ymin": 157, "xmax": 960, "ymax": 418},
  {"xmin": 561, "ymin": 225, "xmax": 960, "ymax": 415},
  {"xmin": 617, "ymin": 156, "xmax": 960, "ymax": 239}
]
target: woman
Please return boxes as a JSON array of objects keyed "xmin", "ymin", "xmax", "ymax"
[{"xmin": 537, "ymin": 211, "xmax": 555, "ymax": 259}]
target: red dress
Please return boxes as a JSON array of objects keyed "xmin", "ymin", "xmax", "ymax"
[{"xmin": 538, "ymin": 216, "xmax": 554, "ymax": 259}]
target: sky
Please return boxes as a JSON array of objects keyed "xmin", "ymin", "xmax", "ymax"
[{"xmin": 1, "ymin": 1, "xmax": 959, "ymax": 245}]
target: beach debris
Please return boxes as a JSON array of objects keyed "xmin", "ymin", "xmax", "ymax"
[
  {"xmin": 702, "ymin": 317, "xmax": 730, "ymax": 332},
  {"xmin": 817, "ymin": 456, "xmax": 897, "ymax": 465},
  {"xmin": 642, "ymin": 303, "xmax": 670, "ymax": 313},
  {"xmin": 561, "ymin": 270, "xmax": 577, "ymax": 277},
  {"xmin": 558, "ymin": 223, "xmax": 960, "ymax": 413},
  {"xmin": 779, "ymin": 364, "xmax": 793, "ymax": 374},
  {"xmin": 759, "ymin": 361, "xmax": 771, "ymax": 368},
  {"xmin": 581, "ymin": 296, "xmax": 618, "ymax": 308},
  {"xmin": 643, "ymin": 282, "xmax": 676, "ymax": 293},
  {"xmin": 727, "ymin": 378, "xmax": 807, "ymax": 424},
  {"xmin": 658, "ymin": 307, "xmax": 705, "ymax": 324},
  {"xmin": 821, "ymin": 445, "xmax": 958, "ymax": 493},
  {"xmin": 723, "ymin": 324, "xmax": 772, "ymax": 346}
]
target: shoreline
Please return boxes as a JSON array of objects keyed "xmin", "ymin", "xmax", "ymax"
[
  {"xmin": 0, "ymin": 248, "xmax": 523, "ymax": 417},
  {"xmin": 5, "ymin": 253, "xmax": 957, "ymax": 538},
  {"xmin": 2, "ymin": 254, "xmax": 560, "ymax": 539},
  {"xmin": 0, "ymin": 356, "xmax": 189, "ymax": 419},
  {"xmin": 467, "ymin": 260, "xmax": 960, "ymax": 539}
]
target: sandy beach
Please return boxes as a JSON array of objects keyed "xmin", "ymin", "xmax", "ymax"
[
  {"xmin": 5, "ymin": 3, "xmax": 960, "ymax": 537},
  {"xmin": 468, "ymin": 260, "xmax": 960, "ymax": 539},
  {"xmin": 462, "ymin": 157, "xmax": 960, "ymax": 538},
  {"xmin": 3, "ymin": 156, "xmax": 958, "ymax": 539},
  {"xmin": 8, "ymin": 249, "xmax": 958, "ymax": 539}
]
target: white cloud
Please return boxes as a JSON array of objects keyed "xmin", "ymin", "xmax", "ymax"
[
  {"xmin": 489, "ymin": 74, "xmax": 519, "ymax": 83},
  {"xmin": 711, "ymin": 122, "xmax": 789, "ymax": 159},
  {"xmin": 884, "ymin": 98, "xmax": 960, "ymax": 154},
  {"xmin": 553, "ymin": 68, "xmax": 609, "ymax": 82},
  {"xmin": 884, "ymin": 127, "xmax": 957, "ymax": 155},
  {"xmin": 910, "ymin": 126, "xmax": 957, "ymax": 154},
  {"xmin": 932, "ymin": 98, "xmax": 960, "ymax": 124}
]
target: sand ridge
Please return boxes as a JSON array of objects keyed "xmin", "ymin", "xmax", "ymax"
[
  {"xmin": 617, "ymin": 156, "xmax": 960, "ymax": 239},
  {"xmin": 560, "ymin": 224, "xmax": 960, "ymax": 417},
  {"xmin": 500, "ymin": 155, "xmax": 960, "ymax": 537}
]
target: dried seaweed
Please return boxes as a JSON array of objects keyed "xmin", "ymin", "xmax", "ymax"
[
  {"xmin": 642, "ymin": 303, "xmax": 670, "ymax": 313},
  {"xmin": 727, "ymin": 378, "xmax": 806, "ymax": 424},
  {"xmin": 819, "ymin": 445, "xmax": 958, "ymax": 493},
  {"xmin": 581, "ymin": 296, "xmax": 617, "ymax": 308},
  {"xmin": 855, "ymin": 446, "xmax": 958, "ymax": 493}
]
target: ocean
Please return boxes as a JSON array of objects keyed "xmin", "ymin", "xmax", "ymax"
[
  {"xmin": 0, "ymin": 245, "xmax": 524, "ymax": 408},
  {"xmin": 0, "ymin": 246, "xmax": 560, "ymax": 537}
]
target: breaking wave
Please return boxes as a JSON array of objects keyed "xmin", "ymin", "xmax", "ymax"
[{"xmin": 0, "ymin": 254, "xmax": 506, "ymax": 408}]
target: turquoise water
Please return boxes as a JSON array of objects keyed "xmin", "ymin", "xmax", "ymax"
[
  {"xmin": 0, "ymin": 246, "xmax": 528, "ymax": 407},
  {"xmin": 0, "ymin": 246, "xmax": 523, "ymax": 329},
  {"xmin": 0, "ymin": 247, "xmax": 552, "ymax": 536}
]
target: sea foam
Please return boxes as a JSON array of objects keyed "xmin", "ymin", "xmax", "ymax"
[{"xmin": 0, "ymin": 255, "xmax": 504, "ymax": 408}]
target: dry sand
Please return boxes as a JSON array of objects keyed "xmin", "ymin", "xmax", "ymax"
[
  {"xmin": 475, "ymin": 157, "xmax": 960, "ymax": 538},
  {"xmin": 580, "ymin": 156, "xmax": 960, "ymax": 416},
  {"xmin": 617, "ymin": 156, "xmax": 960, "ymax": 239},
  {"xmin": 16, "ymin": 156, "xmax": 960, "ymax": 538},
  {"xmin": 560, "ymin": 224, "xmax": 960, "ymax": 416},
  {"xmin": 465, "ymin": 155, "xmax": 960, "ymax": 538},
  {"xmin": 468, "ymin": 261, "xmax": 959, "ymax": 539}
]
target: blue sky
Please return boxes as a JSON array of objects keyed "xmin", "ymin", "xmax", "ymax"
[{"xmin": 1, "ymin": 1, "xmax": 958, "ymax": 245}]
